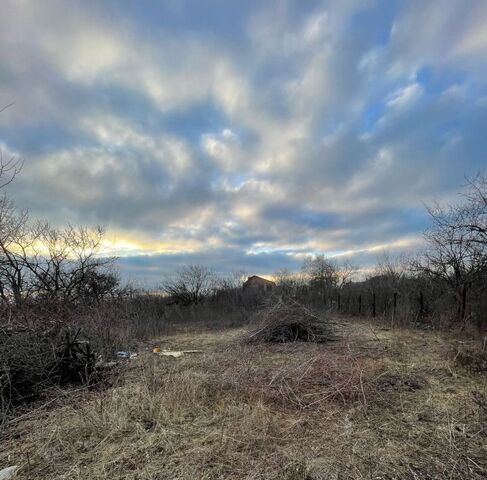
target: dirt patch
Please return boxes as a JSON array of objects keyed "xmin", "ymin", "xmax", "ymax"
[{"xmin": 375, "ymin": 372, "xmax": 427, "ymax": 393}]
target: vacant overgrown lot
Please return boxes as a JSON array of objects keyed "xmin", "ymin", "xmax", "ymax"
[{"xmin": 1, "ymin": 319, "xmax": 486, "ymax": 480}]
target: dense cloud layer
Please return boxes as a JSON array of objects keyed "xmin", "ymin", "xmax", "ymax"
[{"xmin": 1, "ymin": 0, "xmax": 486, "ymax": 284}]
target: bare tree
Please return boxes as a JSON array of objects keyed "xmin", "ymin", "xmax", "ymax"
[
  {"xmin": 0, "ymin": 210, "xmax": 117, "ymax": 308},
  {"xmin": 336, "ymin": 259, "xmax": 358, "ymax": 288},
  {"xmin": 413, "ymin": 200, "xmax": 487, "ymax": 325},
  {"xmin": 302, "ymin": 255, "xmax": 356, "ymax": 305},
  {"xmin": 0, "ymin": 196, "xmax": 32, "ymax": 307},
  {"xmin": 302, "ymin": 254, "xmax": 338, "ymax": 300},
  {"xmin": 0, "ymin": 104, "xmax": 27, "ymax": 306},
  {"xmin": 274, "ymin": 268, "xmax": 299, "ymax": 296},
  {"xmin": 373, "ymin": 251, "xmax": 407, "ymax": 289},
  {"xmin": 458, "ymin": 172, "xmax": 487, "ymax": 246},
  {"xmin": 0, "ymin": 103, "xmax": 23, "ymax": 188},
  {"xmin": 163, "ymin": 265, "xmax": 216, "ymax": 305},
  {"xmin": 20, "ymin": 223, "xmax": 116, "ymax": 303},
  {"xmin": 0, "ymin": 150, "xmax": 23, "ymax": 189}
]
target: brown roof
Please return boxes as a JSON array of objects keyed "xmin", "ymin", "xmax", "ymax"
[{"xmin": 243, "ymin": 275, "xmax": 276, "ymax": 288}]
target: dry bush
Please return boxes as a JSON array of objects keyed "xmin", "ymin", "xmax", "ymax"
[
  {"xmin": 0, "ymin": 293, "xmax": 252, "ymax": 422},
  {"xmin": 0, "ymin": 324, "xmax": 97, "ymax": 422},
  {"xmin": 242, "ymin": 297, "xmax": 335, "ymax": 344},
  {"xmin": 0, "ymin": 296, "xmax": 163, "ymax": 421},
  {"xmin": 455, "ymin": 347, "xmax": 487, "ymax": 374}
]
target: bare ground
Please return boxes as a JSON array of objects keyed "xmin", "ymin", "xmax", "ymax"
[{"xmin": 1, "ymin": 318, "xmax": 486, "ymax": 479}]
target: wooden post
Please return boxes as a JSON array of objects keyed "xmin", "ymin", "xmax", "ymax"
[
  {"xmin": 372, "ymin": 293, "xmax": 376, "ymax": 318},
  {"xmin": 337, "ymin": 293, "xmax": 341, "ymax": 312},
  {"xmin": 393, "ymin": 292, "xmax": 397, "ymax": 325},
  {"xmin": 419, "ymin": 291, "xmax": 424, "ymax": 318},
  {"xmin": 358, "ymin": 295, "xmax": 362, "ymax": 315}
]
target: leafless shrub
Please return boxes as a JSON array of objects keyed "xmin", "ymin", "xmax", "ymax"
[
  {"xmin": 0, "ymin": 324, "xmax": 97, "ymax": 423},
  {"xmin": 455, "ymin": 348, "xmax": 487, "ymax": 374}
]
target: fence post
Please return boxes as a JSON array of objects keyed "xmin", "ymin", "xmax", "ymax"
[
  {"xmin": 419, "ymin": 291, "xmax": 424, "ymax": 318},
  {"xmin": 372, "ymin": 293, "xmax": 376, "ymax": 318},
  {"xmin": 358, "ymin": 295, "xmax": 362, "ymax": 315},
  {"xmin": 393, "ymin": 292, "xmax": 397, "ymax": 326},
  {"xmin": 337, "ymin": 293, "xmax": 341, "ymax": 312}
]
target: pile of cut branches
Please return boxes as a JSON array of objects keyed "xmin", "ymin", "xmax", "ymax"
[{"xmin": 242, "ymin": 297, "xmax": 336, "ymax": 344}]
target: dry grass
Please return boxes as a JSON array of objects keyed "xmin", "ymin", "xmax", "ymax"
[{"xmin": 1, "ymin": 319, "xmax": 486, "ymax": 479}]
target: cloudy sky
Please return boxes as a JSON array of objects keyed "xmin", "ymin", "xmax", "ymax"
[{"xmin": 1, "ymin": 0, "xmax": 486, "ymax": 284}]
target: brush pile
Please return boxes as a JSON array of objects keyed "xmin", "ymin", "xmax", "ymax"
[{"xmin": 242, "ymin": 297, "xmax": 335, "ymax": 344}]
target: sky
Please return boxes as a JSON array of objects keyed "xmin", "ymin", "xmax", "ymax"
[{"xmin": 1, "ymin": 0, "xmax": 486, "ymax": 285}]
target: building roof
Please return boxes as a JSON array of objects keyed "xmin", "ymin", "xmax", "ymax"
[{"xmin": 243, "ymin": 275, "xmax": 276, "ymax": 286}]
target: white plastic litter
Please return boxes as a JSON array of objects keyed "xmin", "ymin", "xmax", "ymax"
[
  {"xmin": 157, "ymin": 350, "xmax": 203, "ymax": 358},
  {"xmin": 0, "ymin": 466, "xmax": 19, "ymax": 480},
  {"xmin": 116, "ymin": 351, "xmax": 138, "ymax": 359}
]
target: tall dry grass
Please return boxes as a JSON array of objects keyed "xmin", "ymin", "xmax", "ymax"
[
  {"xmin": 1, "ymin": 295, "xmax": 252, "ymax": 422},
  {"xmin": 2, "ymin": 320, "xmax": 486, "ymax": 479}
]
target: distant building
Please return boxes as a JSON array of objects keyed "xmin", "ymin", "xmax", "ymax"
[{"xmin": 242, "ymin": 275, "xmax": 276, "ymax": 295}]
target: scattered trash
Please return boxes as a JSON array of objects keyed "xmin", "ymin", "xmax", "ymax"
[
  {"xmin": 95, "ymin": 351, "xmax": 138, "ymax": 368},
  {"xmin": 156, "ymin": 350, "xmax": 203, "ymax": 358},
  {"xmin": 116, "ymin": 351, "xmax": 138, "ymax": 359},
  {"xmin": 0, "ymin": 466, "xmax": 19, "ymax": 480},
  {"xmin": 153, "ymin": 347, "xmax": 162, "ymax": 353},
  {"xmin": 160, "ymin": 351, "xmax": 184, "ymax": 358},
  {"xmin": 116, "ymin": 351, "xmax": 131, "ymax": 359}
]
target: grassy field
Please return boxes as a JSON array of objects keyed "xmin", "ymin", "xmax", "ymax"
[{"xmin": 1, "ymin": 318, "xmax": 486, "ymax": 479}]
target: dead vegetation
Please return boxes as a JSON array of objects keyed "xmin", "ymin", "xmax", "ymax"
[
  {"xmin": 242, "ymin": 298, "xmax": 335, "ymax": 344},
  {"xmin": 455, "ymin": 346, "xmax": 487, "ymax": 374},
  {"xmin": 0, "ymin": 325, "xmax": 99, "ymax": 421},
  {"xmin": 1, "ymin": 319, "xmax": 486, "ymax": 480}
]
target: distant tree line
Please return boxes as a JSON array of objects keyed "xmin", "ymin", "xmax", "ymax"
[
  {"xmin": 0, "ymin": 130, "xmax": 486, "ymax": 332},
  {"xmin": 161, "ymin": 173, "xmax": 487, "ymax": 332}
]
